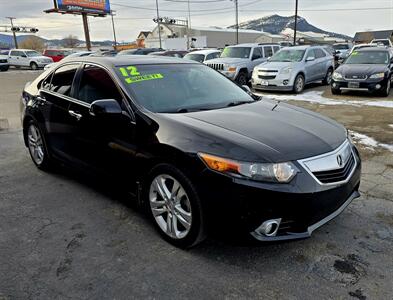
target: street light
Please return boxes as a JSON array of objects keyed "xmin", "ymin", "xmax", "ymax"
[{"xmin": 230, "ymin": 0, "xmax": 239, "ymax": 44}]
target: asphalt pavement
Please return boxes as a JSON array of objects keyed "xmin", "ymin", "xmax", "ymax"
[{"xmin": 0, "ymin": 69, "xmax": 392, "ymax": 299}]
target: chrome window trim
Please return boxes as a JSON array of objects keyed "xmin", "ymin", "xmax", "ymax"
[{"xmin": 298, "ymin": 139, "xmax": 357, "ymax": 186}]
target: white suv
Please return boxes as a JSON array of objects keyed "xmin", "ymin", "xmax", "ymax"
[{"xmin": 8, "ymin": 49, "xmax": 53, "ymax": 70}]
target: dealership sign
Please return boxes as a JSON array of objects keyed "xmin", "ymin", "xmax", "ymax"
[{"xmin": 54, "ymin": 0, "xmax": 111, "ymax": 15}]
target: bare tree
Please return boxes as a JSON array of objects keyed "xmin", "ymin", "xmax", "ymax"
[
  {"xmin": 19, "ymin": 36, "xmax": 45, "ymax": 52},
  {"xmin": 63, "ymin": 35, "xmax": 79, "ymax": 48}
]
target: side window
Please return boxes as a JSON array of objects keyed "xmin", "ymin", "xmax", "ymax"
[
  {"xmin": 77, "ymin": 64, "xmax": 122, "ymax": 104},
  {"xmin": 213, "ymin": 52, "xmax": 221, "ymax": 59},
  {"xmin": 10, "ymin": 51, "xmax": 18, "ymax": 56},
  {"xmin": 41, "ymin": 73, "xmax": 53, "ymax": 90},
  {"xmin": 206, "ymin": 53, "xmax": 215, "ymax": 60},
  {"xmin": 49, "ymin": 64, "xmax": 79, "ymax": 96},
  {"xmin": 273, "ymin": 46, "xmax": 280, "ymax": 53},
  {"xmin": 263, "ymin": 46, "xmax": 274, "ymax": 58},
  {"xmin": 315, "ymin": 48, "xmax": 326, "ymax": 58},
  {"xmin": 306, "ymin": 49, "xmax": 316, "ymax": 60},
  {"xmin": 252, "ymin": 47, "xmax": 263, "ymax": 60}
]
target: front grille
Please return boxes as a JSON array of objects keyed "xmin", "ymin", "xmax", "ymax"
[
  {"xmin": 312, "ymin": 154, "xmax": 355, "ymax": 184},
  {"xmin": 344, "ymin": 75, "xmax": 367, "ymax": 80},
  {"xmin": 259, "ymin": 75, "xmax": 276, "ymax": 80},
  {"xmin": 259, "ymin": 69, "xmax": 278, "ymax": 73},
  {"xmin": 207, "ymin": 63, "xmax": 224, "ymax": 71}
]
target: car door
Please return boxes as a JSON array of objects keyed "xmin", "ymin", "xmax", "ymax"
[
  {"xmin": 8, "ymin": 50, "xmax": 21, "ymax": 66},
  {"xmin": 250, "ymin": 47, "xmax": 265, "ymax": 74},
  {"xmin": 67, "ymin": 63, "xmax": 137, "ymax": 177},
  {"xmin": 304, "ymin": 49, "xmax": 319, "ymax": 82},
  {"xmin": 19, "ymin": 51, "xmax": 30, "ymax": 67},
  {"xmin": 38, "ymin": 63, "xmax": 81, "ymax": 160},
  {"xmin": 314, "ymin": 48, "xmax": 329, "ymax": 79}
]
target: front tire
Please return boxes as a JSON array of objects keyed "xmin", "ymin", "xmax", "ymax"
[
  {"xmin": 30, "ymin": 62, "xmax": 38, "ymax": 70},
  {"xmin": 26, "ymin": 120, "xmax": 53, "ymax": 170},
  {"xmin": 145, "ymin": 164, "xmax": 206, "ymax": 248},
  {"xmin": 293, "ymin": 74, "xmax": 305, "ymax": 93},
  {"xmin": 322, "ymin": 68, "xmax": 333, "ymax": 85},
  {"xmin": 236, "ymin": 71, "xmax": 248, "ymax": 86},
  {"xmin": 0, "ymin": 66, "xmax": 9, "ymax": 72},
  {"xmin": 331, "ymin": 88, "xmax": 341, "ymax": 95},
  {"xmin": 380, "ymin": 77, "xmax": 391, "ymax": 97}
]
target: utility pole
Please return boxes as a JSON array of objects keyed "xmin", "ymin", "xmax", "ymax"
[
  {"xmin": 110, "ymin": 11, "xmax": 118, "ymax": 50},
  {"xmin": 293, "ymin": 0, "xmax": 298, "ymax": 45},
  {"xmin": 155, "ymin": 0, "xmax": 162, "ymax": 49},
  {"xmin": 6, "ymin": 17, "xmax": 18, "ymax": 48},
  {"xmin": 187, "ymin": 0, "xmax": 192, "ymax": 49},
  {"xmin": 82, "ymin": 13, "xmax": 91, "ymax": 51},
  {"xmin": 230, "ymin": 0, "xmax": 239, "ymax": 44}
]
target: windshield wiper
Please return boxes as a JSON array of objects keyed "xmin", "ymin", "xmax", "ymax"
[{"xmin": 226, "ymin": 100, "xmax": 253, "ymax": 107}]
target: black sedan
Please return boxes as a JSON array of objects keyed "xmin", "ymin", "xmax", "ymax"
[
  {"xmin": 331, "ymin": 47, "xmax": 393, "ymax": 96},
  {"xmin": 21, "ymin": 56, "xmax": 361, "ymax": 248}
]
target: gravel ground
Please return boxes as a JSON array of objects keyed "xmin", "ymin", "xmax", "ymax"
[{"xmin": 0, "ymin": 70, "xmax": 392, "ymax": 299}]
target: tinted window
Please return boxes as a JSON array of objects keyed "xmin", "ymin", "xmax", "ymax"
[
  {"xmin": 270, "ymin": 49, "xmax": 305, "ymax": 62},
  {"xmin": 49, "ymin": 64, "xmax": 79, "ymax": 96},
  {"xmin": 346, "ymin": 51, "xmax": 389, "ymax": 65},
  {"xmin": 252, "ymin": 48, "xmax": 263, "ymax": 60},
  {"xmin": 306, "ymin": 49, "xmax": 316, "ymax": 59},
  {"xmin": 263, "ymin": 46, "xmax": 273, "ymax": 58},
  {"xmin": 315, "ymin": 48, "xmax": 326, "ymax": 58},
  {"xmin": 41, "ymin": 74, "xmax": 53, "ymax": 90},
  {"xmin": 184, "ymin": 53, "xmax": 205, "ymax": 62},
  {"xmin": 221, "ymin": 47, "xmax": 251, "ymax": 59},
  {"xmin": 77, "ymin": 64, "xmax": 122, "ymax": 104}
]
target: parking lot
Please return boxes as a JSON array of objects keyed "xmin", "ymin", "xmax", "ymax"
[{"xmin": 1, "ymin": 69, "xmax": 393, "ymax": 299}]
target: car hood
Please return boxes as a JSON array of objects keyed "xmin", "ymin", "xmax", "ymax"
[
  {"xmin": 159, "ymin": 100, "xmax": 346, "ymax": 163},
  {"xmin": 205, "ymin": 57, "xmax": 249, "ymax": 66},
  {"xmin": 256, "ymin": 61, "xmax": 297, "ymax": 70},
  {"xmin": 337, "ymin": 64, "xmax": 388, "ymax": 76}
]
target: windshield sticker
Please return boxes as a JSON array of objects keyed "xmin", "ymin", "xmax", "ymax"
[
  {"xmin": 352, "ymin": 51, "xmax": 358, "ymax": 56},
  {"xmin": 119, "ymin": 66, "xmax": 163, "ymax": 84}
]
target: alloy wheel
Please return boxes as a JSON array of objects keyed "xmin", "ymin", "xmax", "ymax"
[
  {"xmin": 28, "ymin": 124, "xmax": 45, "ymax": 165},
  {"xmin": 326, "ymin": 70, "xmax": 333, "ymax": 85},
  {"xmin": 149, "ymin": 174, "xmax": 192, "ymax": 239},
  {"xmin": 295, "ymin": 76, "xmax": 304, "ymax": 93}
]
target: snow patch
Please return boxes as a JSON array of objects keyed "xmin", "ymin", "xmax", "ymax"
[{"xmin": 349, "ymin": 131, "xmax": 393, "ymax": 152}]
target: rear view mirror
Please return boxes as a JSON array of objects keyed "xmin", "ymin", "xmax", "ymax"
[{"xmin": 90, "ymin": 99, "xmax": 122, "ymax": 117}]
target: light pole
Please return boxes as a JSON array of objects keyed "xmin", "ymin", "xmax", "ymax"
[
  {"xmin": 155, "ymin": 0, "xmax": 162, "ymax": 48},
  {"xmin": 230, "ymin": 0, "xmax": 239, "ymax": 44},
  {"xmin": 110, "ymin": 11, "xmax": 118, "ymax": 50},
  {"xmin": 293, "ymin": 0, "xmax": 298, "ymax": 45},
  {"xmin": 6, "ymin": 17, "xmax": 18, "ymax": 48},
  {"xmin": 187, "ymin": 0, "xmax": 192, "ymax": 49}
]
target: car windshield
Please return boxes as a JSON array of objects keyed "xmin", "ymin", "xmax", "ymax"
[
  {"xmin": 373, "ymin": 40, "xmax": 390, "ymax": 46},
  {"xmin": 333, "ymin": 44, "xmax": 349, "ymax": 50},
  {"xmin": 220, "ymin": 47, "xmax": 251, "ymax": 59},
  {"xmin": 184, "ymin": 53, "xmax": 205, "ymax": 62},
  {"xmin": 118, "ymin": 50, "xmax": 138, "ymax": 56},
  {"xmin": 270, "ymin": 49, "xmax": 305, "ymax": 62},
  {"xmin": 116, "ymin": 64, "xmax": 254, "ymax": 113},
  {"xmin": 26, "ymin": 51, "xmax": 40, "ymax": 57},
  {"xmin": 346, "ymin": 51, "xmax": 389, "ymax": 65}
]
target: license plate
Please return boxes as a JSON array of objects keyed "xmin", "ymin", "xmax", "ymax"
[
  {"xmin": 348, "ymin": 82, "xmax": 360, "ymax": 88},
  {"xmin": 261, "ymin": 81, "xmax": 269, "ymax": 86}
]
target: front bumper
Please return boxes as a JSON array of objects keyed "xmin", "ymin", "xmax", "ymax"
[
  {"xmin": 332, "ymin": 77, "xmax": 389, "ymax": 93},
  {"xmin": 197, "ymin": 144, "xmax": 361, "ymax": 241},
  {"xmin": 251, "ymin": 73, "xmax": 295, "ymax": 91}
]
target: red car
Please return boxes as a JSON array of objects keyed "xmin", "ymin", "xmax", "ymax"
[{"xmin": 42, "ymin": 49, "xmax": 71, "ymax": 62}]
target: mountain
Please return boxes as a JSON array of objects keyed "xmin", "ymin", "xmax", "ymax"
[
  {"xmin": 229, "ymin": 15, "xmax": 352, "ymax": 40},
  {"xmin": 0, "ymin": 34, "xmax": 113, "ymax": 48}
]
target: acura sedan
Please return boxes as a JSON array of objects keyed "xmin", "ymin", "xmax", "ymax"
[{"xmin": 21, "ymin": 56, "xmax": 361, "ymax": 248}]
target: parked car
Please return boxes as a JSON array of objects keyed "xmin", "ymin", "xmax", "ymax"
[
  {"xmin": 333, "ymin": 43, "xmax": 352, "ymax": 58},
  {"xmin": 205, "ymin": 43, "xmax": 281, "ymax": 85},
  {"xmin": 184, "ymin": 49, "xmax": 221, "ymax": 63},
  {"xmin": 21, "ymin": 55, "xmax": 361, "ymax": 248},
  {"xmin": 44, "ymin": 51, "xmax": 94, "ymax": 70},
  {"xmin": 279, "ymin": 41, "xmax": 293, "ymax": 47},
  {"xmin": 118, "ymin": 48, "xmax": 162, "ymax": 56},
  {"xmin": 252, "ymin": 45, "xmax": 334, "ymax": 93},
  {"xmin": 331, "ymin": 47, "xmax": 393, "ymax": 96},
  {"xmin": 0, "ymin": 53, "xmax": 9, "ymax": 71},
  {"xmin": 43, "ymin": 49, "xmax": 72, "ymax": 62},
  {"xmin": 370, "ymin": 39, "xmax": 393, "ymax": 48},
  {"xmin": 148, "ymin": 50, "xmax": 189, "ymax": 58},
  {"xmin": 8, "ymin": 49, "xmax": 53, "ymax": 70}
]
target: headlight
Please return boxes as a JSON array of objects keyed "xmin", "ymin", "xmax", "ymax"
[
  {"xmin": 226, "ymin": 66, "xmax": 237, "ymax": 72},
  {"xmin": 281, "ymin": 66, "xmax": 292, "ymax": 74},
  {"xmin": 199, "ymin": 153, "xmax": 298, "ymax": 183},
  {"xmin": 369, "ymin": 72, "xmax": 385, "ymax": 79},
  {"xmin": 332, "ymin": 71, "xmax": 343, "ymax": 80}
]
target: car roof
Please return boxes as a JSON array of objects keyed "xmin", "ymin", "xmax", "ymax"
[
  {"xmin": 64, "ymin": 55, "xmax": 197, "ymax": 68},
  {"xmin": 282, "ymin": 45, "xmax": 310, "ymax": 50},
  {"xmin": 227, "ymin": 43, "xmax": 260, "ymax": 48},
  {"xmin": 187, "ymin": 49, "xmax": 220, "ymax": 55},
  {"xmin": 356, "ymin": 47, "xmax": 389, "ymax": 52}
]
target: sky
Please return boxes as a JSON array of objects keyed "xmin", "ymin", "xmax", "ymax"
[{"xmin": 0, "ymin": 0, "xmax": 392, "ymax": 42}]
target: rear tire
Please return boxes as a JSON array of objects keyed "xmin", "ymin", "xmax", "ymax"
[
  {"xmin": 322, "ymin": 68, "xmax": 333, "ymax": 85},
  {"xmin": 293, "ymin": 74, "xmax": 305, "ymax": 93},
  {"xmin": 144, "ymin": 163, "xmax": 206, "ymax": 248},
  {"xmin": 26, "ymin": 120, "xmax": 53, "ymax": 171},
  {"xmin": 0, "ymin": 66, "xmax": 9, "ymax": 72},
  {"xmin": 30, "ymin": 62, "xmax": 38, "ymax": 70}
]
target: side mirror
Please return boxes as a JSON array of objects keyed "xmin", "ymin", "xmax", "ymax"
[
  {"xmin": 306, "ymin": 56, "xmax": 315, "ymax": 62},
  {"xmin": 90, "ymin": 99, "xmax": 122, "ymax": 117}
]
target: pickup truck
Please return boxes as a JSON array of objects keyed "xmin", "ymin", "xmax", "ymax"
[{"xmin": 8, "ymin": 49, "xmax": 53, "ymax": 70}]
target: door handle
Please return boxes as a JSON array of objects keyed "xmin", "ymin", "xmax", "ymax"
[{"xmin": 68, "ymin": 110, "xmax": 82, "ymax": 121}]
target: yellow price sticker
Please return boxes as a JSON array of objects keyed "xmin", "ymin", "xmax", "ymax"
[{"xmin": 119, "ymin": 66, "xmax": 163, "ymax": 84}]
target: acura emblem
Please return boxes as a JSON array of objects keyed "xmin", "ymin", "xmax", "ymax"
[{"xmin": 337, "ymin": 155, "xmax": 344, "ymax": 167}]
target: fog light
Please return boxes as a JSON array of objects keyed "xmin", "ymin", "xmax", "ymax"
[
  {"xmin": 255, "ymin": 219, "xmax": 281, "ymax": 237},
  {"xmin": 376, "ymin": 84, "xmax": 381, "ymax": 90},
  {"xmin": 283, "ymin": 80, "xmax": 289, "ymax": 86},
  {"xmin": 332, "ymin": 83, "xmax": 337, "ymax": 88}
]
